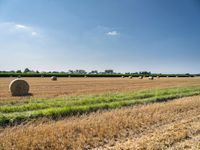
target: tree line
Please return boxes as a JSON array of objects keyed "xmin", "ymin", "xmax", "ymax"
[
  {"xmin": 0, "ymin": 68, "xmax": 152, "ymax": 75},
  {"xmin": 0, "ymin": 68, "xmax": 198, "ymax": 77}
]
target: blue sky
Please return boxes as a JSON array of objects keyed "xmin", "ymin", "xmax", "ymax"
[{"xmin": 0, "ymin": 0, "xmax": 200, "ymax": 73}]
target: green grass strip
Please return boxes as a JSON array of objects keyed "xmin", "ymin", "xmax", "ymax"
[{"xmin": 1, "ymin": 85, "xmax": 200, "ymax": 126}]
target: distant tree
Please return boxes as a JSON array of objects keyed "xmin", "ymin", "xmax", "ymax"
[
  {"xmin": 89, "ymin": 70, "xmax": 98, "ymax": 74},
  {"xmin": 24, "ymin": 68, "xmax": 30, "ymax": 73},
  {"xmin": 139, "ymin": 71, "xmax": 151, "ymax": 75},
  {"xmin": 68, "ymin": 70, "xmax": 74, "ymax": 74},
  {"xmin": 98, "ymin": 72, "xmax": 104, "ymax": 74},
  {"xmin": 52, "ymin": 71, "xmax": 59, "ymax": 73},
  {"xmin": 74, "ymin": 70, "xmax": 87, "ymax": 74},
  {"xmin": 104, "ymin": 69, "xmax": 114, "ymax": 74},
  {"xmin": 16, "ymin": 70, "xmax": 22, "ymax": 73},
  {"xmin": 36, "ymin": 70, "xmax": 40, "ymax": 73}
]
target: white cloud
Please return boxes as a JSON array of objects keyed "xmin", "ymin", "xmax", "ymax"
[
  {"xmin": 95, "ymin": 25, "xmax": 121, "ymax": 36},
  {"xmin": 0, "ymin": 22, "xmax": 39, "ymax": 37},
  {"xmin": 106, "ymin": 30, "xmax": 119, "ymax": 36},
  {"xmin": 15, "ymin": 24, "xmax": 28, "ymax": 29}
]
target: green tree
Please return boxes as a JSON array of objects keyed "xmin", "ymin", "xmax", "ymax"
[
  {"xmin": 16, "ymin": 70, "xmax": 22, "ymax": 73},
  {"xmin": 24, "ymin": 68, "xmax": 30, "ymax": 73}
]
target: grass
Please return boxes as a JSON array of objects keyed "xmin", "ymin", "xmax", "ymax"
[{"xmin": 1, "ymin": 85, "xmax": 200, "ymax": 126}]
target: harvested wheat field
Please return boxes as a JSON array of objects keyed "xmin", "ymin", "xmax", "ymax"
[
  {"xmin": 0, "ymin": 95, "xmax": 200, "ymax": 150},
  {"xmin": 1, "ymin": 77, "xmax": 200, "ymax": 101},
  {"xmin": 1, "ymin": 77, "xmax": 200, "ymax": 150}
]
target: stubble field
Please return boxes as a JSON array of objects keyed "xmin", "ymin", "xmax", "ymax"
[
  {"xmin": 0, "ymin": 95, "xmax": 200, "ymax": 149},
  {"xmin": 0, "ymin": 77, "xmax": 200, "ymax": 150},
  {"xmin": 1, "ymin": 77, "xmax": 200, "ymax": 101}
]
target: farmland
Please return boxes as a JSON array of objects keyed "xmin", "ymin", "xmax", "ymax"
[
  {"xmin": 0, "ymin": 95, "xmax": 200, "ymax": 149},
  {"xmin": 1, "ymin": 77, "xmax": 200, "ymax": 101},
  {"xmin": 0, "ymin": 77, "xmax": 200, "ymax": 149}
]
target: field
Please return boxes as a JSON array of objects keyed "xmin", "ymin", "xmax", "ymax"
[
  {"xmin": 1, "ymin": 77, "xmax": 200, "ymax": 101},
  {"xmin": 1, "ymin": 95, "xmax": 200, "ymax": 149},
  {"xmin": 0, "ymin": 77, "xmax": 200, "ymax": 149}
]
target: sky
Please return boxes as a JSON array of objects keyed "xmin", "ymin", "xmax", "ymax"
[{"xmin": 0, "ymin": 0, "xmax": 200, "ymax": 73}]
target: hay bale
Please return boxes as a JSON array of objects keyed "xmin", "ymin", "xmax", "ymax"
[
  {"xmin": 157, "ymin": 76, "xmax": 160, "ymax": 79},
  {"xmin": 9, "ymin": 79, "xmax": 29, "ymax": 96},
  {"xmin": 138, "ymin": 76, "xmax": 143, "ymax": 79},
  {"xmin": 121, "ymin": 76, "xmax": 125, "ymax": 78},
  {"xmin": 149, "ymin": 76, "xmax": 154, "ymax": 80},
  {"xmin": 129, "ymin": 76, "xmax": 132, "ymax": 79},
  {"xmin": 41, "ymin": 75, "xmax": 44, "ymax": 78},
  {"xmin": 84, "ymin": 75, "xmax": 87, "ymax": 78},
  {"xmin": 51, "ymin": 76, "xmax": 57, "ymax": 81}
]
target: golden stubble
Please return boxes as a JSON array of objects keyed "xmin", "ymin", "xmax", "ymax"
[
  {"xmin": 0, "ymin": 96, "xmax": 200, "ymax": 150},
  {"xmin": 1, "ymin": 77, "xmax": 200, "ymax": 101}
]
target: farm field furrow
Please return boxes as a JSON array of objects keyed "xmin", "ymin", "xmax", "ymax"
[
  {"xmin": 1, "ymin": 77, "xmax": 200, "ymax": 101},
  {"xmin": 0, "ymin": 95, "xmax": 200, "ymax": 150}
]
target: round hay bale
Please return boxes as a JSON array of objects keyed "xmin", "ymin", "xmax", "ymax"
[
  {"xmin": 129, "ymin": 76, "xmax": 132, "ymax": 79},
  {"xmin": 51, "ymin": 76, "xmax": 57, "ymax": 81},
  {"xmin": 149, "ymin": 76, "xmax": 154, "ymax": 80},
  {"xmin": 121, "ymin": 76, "xmax": 125, "ymax": 78},
  {"xmin": 84, "ymin": 75, "xmax": 87, "ymax": 78},
  {"xmin": 138, "ymin": 76, "xmax": 143, "ymax": 79},
  {"xmin": 157, "ymin": 76, "xmax": 160, "ymax": 79},
  {"xmin": 9, "ymin": 79, "xmax": 29, "ymax": 96}
]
